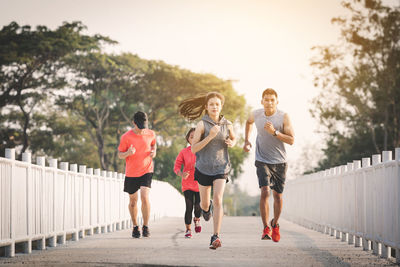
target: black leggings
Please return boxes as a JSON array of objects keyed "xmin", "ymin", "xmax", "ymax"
[{"xmin": 183, "ymin": 190, "xmax": 201, "ymax": 225}]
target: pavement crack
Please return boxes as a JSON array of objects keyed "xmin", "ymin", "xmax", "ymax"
[{"xmin": 171, "ymin": 228, "xmax": 184, "ymax": 247}]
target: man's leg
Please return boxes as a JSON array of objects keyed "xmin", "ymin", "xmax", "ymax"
[
  {"xmin": 140, "ymin": 186, "xmax": 150, "ymax": 226},
  {"xmin": 260, "ymin": 186, "xmax": 270, "ymax": 228},
  {"xmin": 128, "ymin": 192, "xmax": 139, "ymax": 226},
  {"xmin": 272, "ymin": 190, "xmax": 283, "ymax": 226},
  {"xmin": 212, "ymin": 179, "xmax": 226, "ymax": 235}
]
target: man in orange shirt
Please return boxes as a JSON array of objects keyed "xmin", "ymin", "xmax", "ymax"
[{"xmin": 118, "ymin": 111, "xmax": 156, "ymax": 238}]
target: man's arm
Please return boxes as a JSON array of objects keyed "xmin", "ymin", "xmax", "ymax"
[
  {"xmin": 243, "ymin": 111, "xmax": 255, "ymax": 152},
  {"xmin": 150, "ymin": 142, "xmax": 157, "ymax": 158},
  {"xmin": 118, "ymin": 145, "xmax": 136, "ymax": 159},
  {"xmin": 277, "ymin": 113, "xmax": 294, "ymax": 145}
]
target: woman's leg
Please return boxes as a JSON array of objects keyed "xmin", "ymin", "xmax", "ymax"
[
  {"xmin": 194, "ymin": 191, "xmax": 201, "ymax": 219},
  {"xmin": 212, "ymin": 179, "xmax": 226, "ymax": 235},
  {"xmin": 183, "ymin": 190, "xmax": 194, "ymax": 229},
  {"xmin": 199, "ymin": 184, "xmax": 212, "ymax": 211}
]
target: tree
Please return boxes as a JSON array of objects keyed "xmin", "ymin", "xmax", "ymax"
[
  {"xmin": 59, "ymin": 52, "xmax": 141, "ymax": 170},
  {"xmin": 310, "ymin": 0, "xmax": 400, "ymax": 169},
  {"xmin": 0, "ymin": 21, "xmax": 249, "ymax": 193},
  {"xmin": 0, "ymin": 21, "xmax": 115, "ymax": 157}
]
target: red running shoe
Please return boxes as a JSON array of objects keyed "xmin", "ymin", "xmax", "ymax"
[
  {"xmin": 194, "ymin": 218, "xmax": 201, "ymax": 233},
  {"xmin": 262, "ymin": 225, "xmax": 272, "ymax": 240},
  {"xmin": 185, "ymin": 229, "xmax": 192, "ymax": 238},
  {"xmin": 270, "ymin": 219, "xmax": 280, "ymax": 242}
]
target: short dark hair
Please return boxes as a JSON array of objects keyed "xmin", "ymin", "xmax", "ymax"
[
  {"xmin": 262, "ymin": 88, "xmax": 278, "ymax": 98},
  {"xmin": 185, "ymin": 128, "xmax": 196, "ymax": 143},
  {"xmin": 132, "ymin": 111, "xmax": 148, "ymax": 129}
]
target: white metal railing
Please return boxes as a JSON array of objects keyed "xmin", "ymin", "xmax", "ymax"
[
  {"xmin": 0, "ymin": 148, "xmax": 184, "ymax": 257},
  {"xmin": 283, "ymin": 148, "xmax": 400, "ymax": 263}
]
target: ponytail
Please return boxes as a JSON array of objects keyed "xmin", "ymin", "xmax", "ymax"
[{"xmin": 179, "ymin": 92, "xmax": 225, "ymax": 121}]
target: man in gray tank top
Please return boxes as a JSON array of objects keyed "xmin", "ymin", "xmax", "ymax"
[{"xmin": 243, "ymin": 88, "xmax": 294, "ymax": 243}]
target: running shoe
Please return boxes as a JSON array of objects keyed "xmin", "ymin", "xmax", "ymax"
[
  {"xmin": 202, "ymin": 200, "xmax": 213, "ymax": 222},
  {"xmin": 185, "ymin": 229, "xmax": 192, "ymax": 238},
  {"xmin": 262, "ymin": 225, "xmax": 271, "ymax": 240},
  {"xmin": 209, "ymin": 234, "xmax": 221, "ymax": 249},
  {"xmin": 142, "ymin": 225, "xmax": 150, "ymax": 237},
  {"xmin": 270, "ymin": 219, "xmax": 280, "ymax": 242},
  {"xmin": 194, "ymin": 218, "xmax": 202, "ymax": 233},
  {"xmin": 132, "ymin": 226, "xmax": 141, "ymax": 238}
]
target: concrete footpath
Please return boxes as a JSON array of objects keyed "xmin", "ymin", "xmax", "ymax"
[{"xmin": 0, "ymin": 217, "xmax": 397, "ymax": 267}]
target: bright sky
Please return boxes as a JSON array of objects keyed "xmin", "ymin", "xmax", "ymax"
[{"xmin": 1, "ymin": 0, "xmax": 349, "ymax": 195}]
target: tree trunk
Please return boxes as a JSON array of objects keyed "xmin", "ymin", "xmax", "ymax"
[
  {"xmin": 384, "ymin": 107, "xmax": 388, "ymax": 151},
  {"xmin": 96, "ymin": 129, "xmax": 106, "ymax": 170},
  {"xmin": 112, "ymin": 119, "xmax": 121, "ymax": 172}
]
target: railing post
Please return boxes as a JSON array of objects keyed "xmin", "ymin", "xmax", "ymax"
[
  {"xmin": 346, "ymin": 162, "xmax": 354, "ymax": 245},
  {"xmin": 22, "ymin": 152, "xmax": 32, "ymax": 254},
  {"xmin": 118, "ymin": 173, "xmax": 125, "ymax": 230},
  {"xmin": 86, "ymin": 167, "xmax": 94, "ymax": 236},
  {"xmin": 372, "ymin": 154, "xmax": 381, "ymax": 166},
  {"xmin": 78, "ymin": 165, "xmax": 86, "ymax": 238},
  {"xmin": 70, "ymin": 164, "xmax": 79, "ymax": 242},
  {"xmin": 5, "ymin": 148, "xmax": 15, "ymax": 160},
  {"xmin": 381, "ymin": 151, "xmax": 392, "ymax": 259},
  {"xmin": 94, "ymin": 168, "xmax": 101, "ymax": 234},
  {"xmin": 59, "ymin": 162, "xmax": 68, "ymax": 245},
  {"xmin": 371, "ymin": 155, "xmax": 381, "ymax": 256},
  {"xmin": 36, "ymin": 156, "xmax": 46, "ymax": 251},
  {"xmin": 353, "ymin": 160, "xmax": 362, "ymax": 247},
  {"xmin": 48, "ymin": 158, "xmax": 58, "ymax": 247},
  {"xmin": 396, "ymin": 147, "xmax": 400, "ymax": 161},
  {"xmin": 101, "ymin": 170, "xmax": 107, "ymax": 233},
  {"xmin": 396, "ymin": 148, "xmax": 400, "ymax": 264},
  {"xmin": 5, "ymin": 148, "xmax": 16, "ymax": 257},
  {"xmin": 361, "ymin": 158, "xmax": 371, "ymax": 251}
]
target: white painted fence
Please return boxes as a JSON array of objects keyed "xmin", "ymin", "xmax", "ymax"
[
  {"xmin": 283, "ymin": 148, "xmax": 400, "ymax": 263},
  {"xmin": 0, "ymin": 148, "xmax": 184, "ymax": 257}
]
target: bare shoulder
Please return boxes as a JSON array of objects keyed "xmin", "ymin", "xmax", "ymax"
[
  {"xmin": 247, "ymin": 110, "xmax": 255, "ymax": 123},
  {"xmin": 196, "ymin": 120, "xmax": 204, "ymax": 130},
  {"xmin": 283, "ymin": 112, "xmax": 292, "ymax": 123}
]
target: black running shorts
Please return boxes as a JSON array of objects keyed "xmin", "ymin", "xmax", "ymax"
[
  {"xmin": 194, "ymin": 168, "xmax": 228, "ymax": 186},
  {"xmin": 124, "ymin": 173, "xmax": 153, "ymax": 194},
  {"xmin": 255, "ymin": 161, "xmax": 287, "ymax": 194}
]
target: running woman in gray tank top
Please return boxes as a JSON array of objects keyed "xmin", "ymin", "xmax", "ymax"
[
  {"xmin": 179, "ymin": 92, "xmax": 236, "ymax": 250},
  {"xmin": 243, "ymin": 88, "xmax": 294, "ymax": 243}
]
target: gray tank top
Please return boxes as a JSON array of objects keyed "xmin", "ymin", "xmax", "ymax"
[
  {"xmin": 195, "ymin": 114, "xmax": 231, "ymax": 175},
  {"xmin": 254, "ymin": 108, "xmax": 287, "ymax": 164}
]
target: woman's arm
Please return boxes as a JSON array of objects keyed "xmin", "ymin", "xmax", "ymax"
[
  {"xmin": 225, "ymin": 124, "xmax": 236, "ymax": 147},
  {"xmin": 191, "ymin": 121, "xmax": 220, "ymax": 153}
]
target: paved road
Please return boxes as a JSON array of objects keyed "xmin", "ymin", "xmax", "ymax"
[{"xmin": 0, "ymin": 217, "xmax": 397, "ymax": 266}]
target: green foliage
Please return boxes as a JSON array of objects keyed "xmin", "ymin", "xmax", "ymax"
[
  {"xmin": 153, "ymin": 141, "xmax": 185, "ymax": 191},
  {"xmin": 310, "ymin": 0, "xmax": 400, "ymax": 169},
  {"xmin": 228, "ymin": 138, "xmax": 248, "ymax": 180},
  {"xmin": 223, "ymin": 184, "xmax": 260, "ymax": 216},
  {"xmin": 0, "ymin": 21, "xmax": 115, "ymax": 157},
  {"xmin": 0, "ymin": 21, "xmax": 249, "ymax": 193}
]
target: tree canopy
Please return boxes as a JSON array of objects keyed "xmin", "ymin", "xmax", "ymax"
[
  {"xmin": 310, "ymin": 0, "xmax": 400, "ymax": 170},
  {"xmin": 0, "ymin": 21, "xmax": 249, "ymax": 191}
]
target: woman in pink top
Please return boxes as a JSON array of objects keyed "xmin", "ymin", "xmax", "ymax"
[{"xmin": 174, "ymin": 128, "xmax": 201, "ymax": 238}]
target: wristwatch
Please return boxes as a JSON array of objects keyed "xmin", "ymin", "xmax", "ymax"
[{"xmin": 273, "ymin": 130, "xmax": 279, "ymax": 136}]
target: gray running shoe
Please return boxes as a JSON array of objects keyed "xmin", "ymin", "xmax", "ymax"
[
  {"xmin": 132, "ymin": 226, "xmax": 141, "ymax": 238},
  {"xmin": 142, "ymin": 225, "xmax": 150, "ymax": 237},
  {"xmin": 209, "ymin": 234, "xmax": 221, "ymax": 249},
  {"xmin": 202, "ymin": 200, "xmax": 213, "ymax": 221}
]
